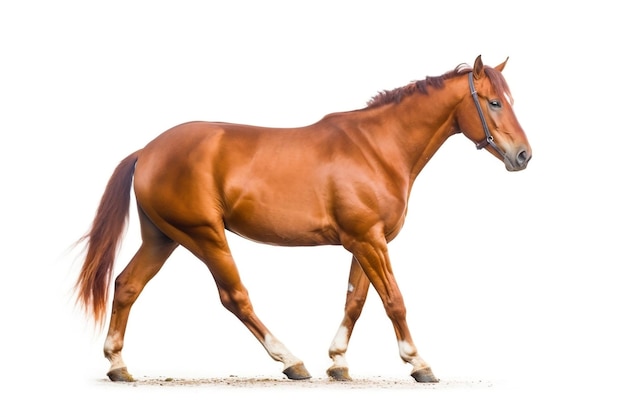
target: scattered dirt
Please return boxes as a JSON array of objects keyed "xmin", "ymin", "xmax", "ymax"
[{"xmin": 99, "ymin": 375, "xmax": 495, "ymax": 389}]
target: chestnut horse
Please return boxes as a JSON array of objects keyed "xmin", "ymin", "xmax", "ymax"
[{"xmin": 75, "ymin": 56, "xmax": 531, "ymax": 383}]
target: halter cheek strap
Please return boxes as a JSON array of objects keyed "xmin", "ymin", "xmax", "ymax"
[{"xmin": 468, "ymin": 72, "xmax": 508, "ymax": 160}]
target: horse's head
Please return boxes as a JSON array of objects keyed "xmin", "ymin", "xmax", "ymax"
[{"xmin": 456, "ymin": 55, "xmax": 531, "ymax": 171}]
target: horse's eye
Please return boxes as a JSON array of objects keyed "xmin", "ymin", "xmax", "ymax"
[{"xmin": 489, "ymin": 99, "xmax": 502, "ymax": 109}]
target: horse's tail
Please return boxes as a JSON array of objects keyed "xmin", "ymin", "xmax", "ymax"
[{"xmin": 74, "ymin": 151, "xmax": 140, "ymax": 328}]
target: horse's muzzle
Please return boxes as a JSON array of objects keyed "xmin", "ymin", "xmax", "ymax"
[{"xmin": 505, "ymin": 147, "xmax": 532, "ymax": 171}]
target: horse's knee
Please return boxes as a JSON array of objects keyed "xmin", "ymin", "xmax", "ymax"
[
  {"xmin": 345, "ymin": 296, "xmax": 366, "ymax": 322},
  {"xmin": 384, "ymin": 300, "xmax": 407, "ymax": 322}
]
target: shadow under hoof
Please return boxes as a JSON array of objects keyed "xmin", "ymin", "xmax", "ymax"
[
  {"xmin": 326, "ymin": 367, "xmax": 352, "ymax": 381},
  {"xmin": 411, "ymin": 367, "xmax": 439, "ymax": 383},
  {"xmin": 283, "ymin": 363, "xmax": 311, "ymax": 380},
  {"xmin": 107, "ymin": 367, "xmax": 135, "ymax": 382}
]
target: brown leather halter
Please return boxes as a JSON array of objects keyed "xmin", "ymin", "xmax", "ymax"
[{"xmin": 468, "ymin": 72, "xmax": 508, "ymax": 161}]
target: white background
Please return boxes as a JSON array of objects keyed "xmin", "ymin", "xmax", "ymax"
[{"xmin": 2, "ymin": 1, "xmax": 624, "ymax": 415}]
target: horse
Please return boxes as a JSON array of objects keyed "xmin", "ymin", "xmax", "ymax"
[{"xmin": 74, "ymin": 55, "xmax": 531, "ymax": 383}]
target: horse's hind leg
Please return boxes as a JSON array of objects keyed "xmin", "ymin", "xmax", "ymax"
[
  {"xmin": 104, "ymin": 210, "xmax": 178, "ymax": 382},
  {"xmin": 186, "ymin": 225, "xmax": 310, "ymax": 380},
  {"xmin": 327, "ymin": 256, "xmax": 370, "ymax": 381}
]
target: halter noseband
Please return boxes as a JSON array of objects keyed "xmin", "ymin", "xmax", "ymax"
[{"xmin": 468, "ymin": 72, "xmax": 507, "ymax": 160}]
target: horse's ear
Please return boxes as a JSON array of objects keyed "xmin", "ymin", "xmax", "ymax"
[
  {"xmin": 494, "ymin": 57, "xmax": 509, "ymax": 72},
  {"xmin": 473, "ymin": 55, "xmax": 484, "ymax": 79}
]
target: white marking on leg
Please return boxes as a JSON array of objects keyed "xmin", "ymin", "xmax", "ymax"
[
  {"xmin": 347, "ymin": 283, "xmax": 354, "ymax": 292},
  {"xmin": 104, "ymin": 334, "xmax": 126, "ymax": 370},
  {"xmin": 398, "ymin": 340, "xmax": 430, "ymax": 373},
  {"xmin": 329, "ymin": 325, "xmax": 349, "ymax": 368},
  {"xmin": 262, "ymin": 334, "xmax": 302, "ymax": 370}
]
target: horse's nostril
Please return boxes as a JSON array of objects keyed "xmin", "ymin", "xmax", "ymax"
[{"xmin": 517, "ymin": 150, "xmax": 528, "ymax": 165}]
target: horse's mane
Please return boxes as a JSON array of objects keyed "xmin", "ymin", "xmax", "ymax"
[{"xmin": 366, "ymin": 63, "xmax": 512, "ymax": 108}]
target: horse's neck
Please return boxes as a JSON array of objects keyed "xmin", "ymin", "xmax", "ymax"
[{"xmin": 365, "ymin": 84, "xmax": 464, "ymax": 184}]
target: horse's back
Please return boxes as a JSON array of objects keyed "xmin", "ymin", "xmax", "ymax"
[{"xmin": 133, "ymin": 121, "xmax": 344, "ymax": 245}]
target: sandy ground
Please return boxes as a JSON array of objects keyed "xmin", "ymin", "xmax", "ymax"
[{"xmin": 97, "ymin": 375, "xmax": 494, "ymax": 389}]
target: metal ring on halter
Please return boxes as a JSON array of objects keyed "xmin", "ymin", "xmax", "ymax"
[
  {"xmin": 468, "ymin": 72, "xmax": 508, "ymax": 160},
  {"xmin": 476, "ymin": 135, "xmax": 495, "ymax": 150}
]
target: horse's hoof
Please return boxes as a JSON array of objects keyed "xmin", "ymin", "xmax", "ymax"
[
  {"xmin": 326, "ymin": 366, "xmax": 352, "ymax": 381},
  {"xmin": 411, "ymin": 367, "xmax": 439, "ymax": 383},
  {"xmin": 283, "ymin": 363, "xmax": 311, "ymax": 380},
  {"xmin": 107, "ymin": 367, "xmax": 135, "ymax": 382}
]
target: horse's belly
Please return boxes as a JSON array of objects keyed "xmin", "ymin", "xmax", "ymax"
[{"xmin": 224, "ymin": 202, "xmax": 339, "ymax": 246}]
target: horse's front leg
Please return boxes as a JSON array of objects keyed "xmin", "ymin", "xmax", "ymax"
[
  {"xmin": 346, "ymin": 232, "xmax": 439, "ymax": 383},
  {"xmin": 327, "ymin": 256, "xmax": 370, "ymax": 381}
]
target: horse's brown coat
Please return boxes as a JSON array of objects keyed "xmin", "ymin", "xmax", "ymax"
[{"xmin": 75, "ymin": 56, "xmax": 531, "ymax": 382}]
